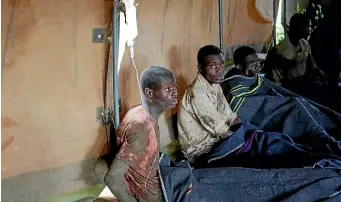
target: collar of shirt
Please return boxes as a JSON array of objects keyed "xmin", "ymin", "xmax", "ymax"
[{"xmin": 196, "ymin": 72, "xmax": 221, "ymax": 94}]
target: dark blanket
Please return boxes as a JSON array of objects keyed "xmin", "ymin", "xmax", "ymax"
[
  {"xmin": 159, "ymin": 154, "xmax": 341, "ymax": 202},
  {"xmin": 280, "ymin": 73, "xmax": 341, "ymax": 114},
  {"xmin": 214, "ymin": 75, "xmax": 341, "ymax": 169},
  {"xmin": 220, "ymin": 75, "xmax": 341, "ymax": 139},
  {"xmin": 158, "ymin": 76, "xmax": 341, "ymax": 202},
  {"xmin": 195, "ymin": 121, "xmax": 341, "ymax": 169}
]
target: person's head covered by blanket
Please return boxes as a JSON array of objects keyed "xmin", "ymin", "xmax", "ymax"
[
  {"xmin": 104, "ymin": 66, "xmax": 178, "ymax": 202},
  {"xmin": 177, "ymin": 45, "xmax": 242, "ymax": 163}
]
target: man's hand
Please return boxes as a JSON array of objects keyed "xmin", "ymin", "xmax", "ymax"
[
  {"xmin": 221, "ymin": 130, "xmax": 233, "ymax": 139},
  {"xmin": 230, "ymin": 117, "xmax": 241, "ymax": 126},
  {"xmin": 229, "ymin": 117, "xmax": 242, "ymax": 132}
]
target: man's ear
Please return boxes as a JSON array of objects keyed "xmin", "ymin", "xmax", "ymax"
[
  {"xmin": 197, "ymin": 64, "xmax": 203, "ymax": 73},
  {"xmin": 144, "ymin": 88, "xmax": 153, "ymax": 99}
]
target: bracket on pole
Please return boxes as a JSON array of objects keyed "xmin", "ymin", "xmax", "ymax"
[
  {"xmin": 96, "ymin": 106, "xmax": 113, "ymax": 126},
  {"xmin": 92, "ymin": 28, "xmax": 106, "ymax": 43}
]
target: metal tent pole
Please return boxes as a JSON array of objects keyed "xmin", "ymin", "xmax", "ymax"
[
  {"xmin": 113, "ymin": 0, "xmax": 120, "ymax": 129},
  {"xmin": 218, "ymin": 0, "xmax": 223, "ymax": 51},
  {"xmin": 272, "ymin": 0, "xmax": 277, "ymax": 46}
]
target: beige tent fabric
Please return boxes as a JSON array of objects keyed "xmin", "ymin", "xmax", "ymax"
[
  {"xmin": 0, "ymin": 0, "xmax": 281, "ymax": 201},
  {"xmin": 2, "ymin": 0, "xmax": 275, "ymax": 181},
  {"xmin": 1, "ymin": 0, "xmax": 111, "ymax": 179},
  {"xmin": 255, "ymin": 0, "xmax": 276, "ymax": 22},
  {"xmin": 118, "ymin": 0, "xmax": 274, "ymax": 117}
]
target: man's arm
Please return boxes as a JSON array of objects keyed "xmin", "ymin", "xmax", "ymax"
[{"xmin": 104, "ymin": 158, "xmax": 137, "ymax": 202}]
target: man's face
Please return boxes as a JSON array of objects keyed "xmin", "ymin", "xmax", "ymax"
[
  {"xmin": 202, "ymin": 54, "xmax": 225, "ymax": 84},
  {"xmin": 151, "ymin": 78, "xmax": 178, "ymax": 111},
  {"xmin": 242, "ymin": 53, "xmax": 262, "ymax": 77},
  {"xmin": 296, "ymin": 24, "xmax": 311, "ymax": 40}
]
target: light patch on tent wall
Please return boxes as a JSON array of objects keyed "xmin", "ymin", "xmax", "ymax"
[{"xmin": 248, "ymin": 0, "xmax": 274, "ymax": 24}]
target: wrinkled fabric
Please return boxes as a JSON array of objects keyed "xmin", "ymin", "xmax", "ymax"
[
  {"xmin": 221, "ymin": 75, "xmax": 341, "ymax": 139},
  {"xmin": 192, "ymin": 119, "xmax": 341, "ymax": 170},
  {"xmin": 217, "ymin": 75, "xmax": 341, "ymax": 167},
  {"xmin": 158, "ymin": 154, "xmax": 341, "ymax": 202},
  {"xmin": 116, "ymin": 105, "xmax": 161, "ymax": 200},
  {"xmin": 177, "ymin": 73, "xmax": 237, "ymax": 162},
  {"xmin": 198, "ymin": 122, "xmax": 341, "ymax": 170}
]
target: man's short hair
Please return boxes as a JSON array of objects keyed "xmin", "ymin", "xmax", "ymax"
[
  {"xmin": 233, "ymin": 46, "xmax": 256, "ymax": 66},
  {"xmin": 197, "ymin": 45, "xmax": 223, "ymax": 66},
  {"xmin": 140, "ymin": 66, "xmax": 174, "ymax": 91},
  {"xmin": 290, "ymin": 13, "xmax": 310, "ymax": 32}
]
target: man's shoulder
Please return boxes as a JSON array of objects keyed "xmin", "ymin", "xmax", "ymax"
[
  {"xmin": 120, "ymin": 106, "xmax": 152, "ymax": 129},
  {"xmin": 183, "ymin": 77, "xmax": 207, "ymax": 98}
]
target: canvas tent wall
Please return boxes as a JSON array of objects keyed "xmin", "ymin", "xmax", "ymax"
[{"xmin": 1, "ymin": 0, "xmax": 309, "ymax": 201}]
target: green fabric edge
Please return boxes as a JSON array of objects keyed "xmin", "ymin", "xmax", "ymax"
[{"xmin": 45, "ymin": 184, "xmax": 105, "ymax": 202}]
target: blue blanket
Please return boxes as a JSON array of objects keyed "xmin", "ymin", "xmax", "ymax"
[
  {"xmin": 195, "ymin": 121, "xmax": 341, "ymax": 169},
  {"xmin": 190, "ymin": 75, "xmax": 341, "ymax": 169},
  {"xmin": 158, "ymin": 76, "xmax": 341, "ymax": 202},
  {"xmin": 221, "ymin": 75, "xmax": 341, "ymax": 138},
  {"xmin": 158, "ymin": 154, "xmax": 341, "ymax": 202}
]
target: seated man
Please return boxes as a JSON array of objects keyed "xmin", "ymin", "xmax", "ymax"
[
  {"xmin": 177, "ymin": 45, "xmax": 241, "ymax": 163},
  {"xmin": 263, "ymin": 13, "xmax": 341, "ymax": 113},
  {"xmin": 263, "ymin": 13, "xmax": 315, "ymax": 85},
  {"xmin": 225, "ymin": 46, "xmax": 263, "ymax": 78},
  {"xmin": 104, "ymin": 66, "xmax": 178, "ymax": 202}
]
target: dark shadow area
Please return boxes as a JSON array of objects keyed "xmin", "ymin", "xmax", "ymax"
[
  {"xmin": 79, "ymin": 126, "xmax": 110, "ymax": 189},
  {"xmin": 167, "ymin": 46, "xmax": 188, "ymax": 139},
  {"xmin": 171, "ymin": 112, "xmax": 179, "ymax": 140},
  {"xmin": 310, "ymin": 0, "xmax": 341, "ymax": 85},
  {"xmin": 167, "ymin": 46, "xmax": 188, "ymax": 104}
]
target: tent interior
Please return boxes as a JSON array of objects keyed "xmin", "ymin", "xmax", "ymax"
[{"xmin": 2, "ymin": 0, "xmax": 341, "ymax": 201}]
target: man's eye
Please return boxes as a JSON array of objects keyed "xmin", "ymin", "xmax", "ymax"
[{"xmin": 210, "ymin": 64, "xmax": 224, "ymax": 68}]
